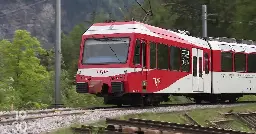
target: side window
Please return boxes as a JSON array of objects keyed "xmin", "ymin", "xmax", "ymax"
[
  {"xmin": 141, "ymin": 41, "xmax": 146, "ymax": 68},
  {"xmin": 150, "ymin": 42, "xmax": 156, "ymax": 69},
  {"xmin": 234, "ymin": 53, "xmax": 246, "ymax": 72},
  {"xmin": 248, "ymin": 54, "xmax": 256, "ymax": 73},
  {"xmin": 180, "ymin": 48, "xmax": 190, "ymax": 72},
  {"xmin": 204, "ymin": 53, "xmax": 209, "ymax": 74},
  {"xmin": 157, "ymin": 43, "xmax": 169, "ymax": 69},
  {"xmin": 170, "ymin": 46, "xmax": 180, "ymax": 71},
  {"xmin": 133, "ymin": 39, "xmax": 141, "ymax": 65},
  {"xmin": 221, "ymin": 52, "xmax": 233, "ymax": 72},
  {"xmin": 199, "ymin": 57, "xmax": 202, "ymax": 77},
  {"xmin": 193, "ymin": 56, "xmax": 197, "ymax": 76}
]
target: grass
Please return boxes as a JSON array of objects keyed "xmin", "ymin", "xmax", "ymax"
[
  {"xmin": 49, "ymin": 128, "xmax": 73, "ymax": 134},
  {"xmin": 44, "ymin": 124, "xmax": 80, "ymax": 134},
  {"xmin": 238, "ymin": 95, "xmax": 256, "ymax": 101}
]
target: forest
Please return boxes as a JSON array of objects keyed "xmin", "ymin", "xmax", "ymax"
[{"xmin": 0, "ymin": 0, "xmax": 255, "ymax": 110}]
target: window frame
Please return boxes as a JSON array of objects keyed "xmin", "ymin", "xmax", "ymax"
[
  {"xmin": 199, "ymin": 57, "xmax": 203, "ymax": 77},
  {"xmin": 180, "ymin": 48, "xmax": 190, "ymax": 72},
  {"xmin": 247, "ymin": 53, "xmax": 256, "ymax": 73},
  {"xmin": 169, "ymin": 46, "xmax": 181, "ymax": 71},
  {"xmin": 149, "ymin": 41, "xmax": 157, "ymax": 69},
  {"xmin": 234, "ymin": 52, "xmax": 246, "ymax": 72},
  {"xmin": 221, "ymin": 51, "xmax": 233, "ymax": 72},
  {"xmin": 141, "ymin": 40, "xmax": 147, "ymax": 68},
  {"xmin": 204, "ymin": 53, "xmax": 210, "ymax": 74},
  {"xmin": 193, "ymin": 56, "xmax": 197, "ymax": 76},
  {"xmin": 81, "ymin": 37, "xmax": 131, "ymax": 65},
  {"xmin": 157, "ymin": 43, "xmax": 169, "ymax": 70},
  {"xmin": 133, "ymin": 39, "xmax": 141, "ymax": 65}
]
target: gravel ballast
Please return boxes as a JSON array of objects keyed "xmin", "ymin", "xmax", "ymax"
[{"xmin": 0, "ymin": 104, "xmax": 245, "ymax": 134}]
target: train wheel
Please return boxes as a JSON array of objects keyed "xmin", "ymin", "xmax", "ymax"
[
  {"xmin": 130, "ymin": 95, "xmax": 144, "ymax": 107},
  {"xmin": 152, "ymin": 101, "xmax": 160, "ymax": 106},
  {"xmin": 208, "ymin": 95, "xmax": 219, "ymax": 104},
  {"xmin": 229, "ymin": 98, "xmax": 238, "ymax": 103},
  {"xmin": 209, "ymin": 98, "xmax": 218, "ymax": 104},
  {"xmin": 194, "ymin": 98, "xmax": 202, "ymax": 104},
  {"xmin": 116, "ymin": 103, "xmax": 122, "ymax": 107},
  {"xmin": 219, "ymin": 98, "xmax": 227, "ymax": 103},
  {"xmin": 103, "ymin": 96, "xmax": 110, "ymax": 104}
]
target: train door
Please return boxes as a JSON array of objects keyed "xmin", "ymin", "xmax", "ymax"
[
  {"xmin": 203, "ymin": 53, "xmax": 211, "ymax": 93},
  {"xmin": 133, "ymin": 39, "xmax": 147, "ymax": 92},
  {"xmin": 141, "ymin": 40, "xmax": 147, "ymax": 93},
  {"xmin": 192, "ymin": 48, "xmax": 204, "ymax": 92}
]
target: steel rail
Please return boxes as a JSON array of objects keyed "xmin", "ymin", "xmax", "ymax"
[
  {"xmin": 224, "ymin": 112, "xmax": 256, "ymax": 130},
  {"xmin": 71, "ymin": 126, "xmax": 124, "ymax": 134},
  {"xmin": 106, "ymin": 118, "xmax": 254, "ymax": 134}
]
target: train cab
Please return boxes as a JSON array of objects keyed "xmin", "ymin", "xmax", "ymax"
[{"xmin": 75, "ymin": 36, "xmax": 133, "ymax": 94}]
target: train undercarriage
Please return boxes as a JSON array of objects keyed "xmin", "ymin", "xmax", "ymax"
[
  {"xmin": 102, "ymin": 93, "xmax": 169, "ymax": 106},
  {"xmin": 101, "ymin": 93, "xmax": 244, "ymax": 107},
  {"xmin": 76, "ymin": 82, "xmax": 251, "ymax": 107}
]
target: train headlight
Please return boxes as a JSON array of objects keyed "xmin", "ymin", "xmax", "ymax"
[
  {"xmin": 142, "ymin": 80, "xmax": 147, "ymax": 92},
  {"xmin": 142, "ymin": 80, "xmax": 147, "ymax": 86}
]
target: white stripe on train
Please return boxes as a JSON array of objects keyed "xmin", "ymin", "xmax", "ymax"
[
  {"xmin": 77, "ymin": 68, "xmax": 256, "ymax": 94},
  {"xmin": 77, "ymin": 68, "xmax": 151, "ymax": 77}
]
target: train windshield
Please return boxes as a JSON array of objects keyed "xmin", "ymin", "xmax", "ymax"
[{"xmin": 82, "ymin": 37, "xmax": 130, "ymax": 64}]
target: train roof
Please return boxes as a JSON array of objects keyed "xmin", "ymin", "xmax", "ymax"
[
  {"xmin": 83, "ymin": 21, "xmax": 256, "ymax": 53},
  {"xmin": 208, "ymin": 40, "xmax": 256, "ymax": 53}
]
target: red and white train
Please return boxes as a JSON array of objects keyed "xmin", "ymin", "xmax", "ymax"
[{"xmin": 75, "ymin": 21, "xmax": 256, "ymax": 106}]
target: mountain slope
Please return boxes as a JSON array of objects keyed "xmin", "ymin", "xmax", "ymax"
[{"xmin": 0, "ymin": 0, "xmax": 136, "ymax": 49}]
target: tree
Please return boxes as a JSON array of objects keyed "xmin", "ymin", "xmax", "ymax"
[
  {"xmin": 227, "ymin": 0, "xmax": 256, "ymax": 40},
  {"xmin": 0, "ymin": 30, "xmax": 50, "ymax": 109},
  {"xmin": 61, "ymin": 23, "xmax": 87, "ymax": 79}
]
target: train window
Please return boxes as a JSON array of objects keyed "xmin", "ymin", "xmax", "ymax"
[
  {"xmin": 141, "ymin": 41, "xmax": 147, "ymax": 68},
  {"xmin": 193, "ymin": 56, "xmax": 197, "ymax": 76},
  {"xmin": 199, "ymin": 57, "xmax": 202, "ymax": 77},
  {"xmin": 204, "ymin": 53, "xmax": 209, "ymax": 74},
  {"xmin": 170, "ymin": 46, "xmax": 180, "ymax": 71},
  {"xmin": 221, "ymin": 52, "xmax": 233, "ymax": 72},
  {"xmin": 234, "ymin": 53, "xmax": 246, "ymax": 72},
  {"xmin": 157, "ymin": 43, "xmax": 169, "ymax": 69},
  {"xmin": 133, "ymin": 39, "xmax": 141, "ymax": 65},
  {"xmin": 248, "ymin": 54, "xmax": 256, "ymax": 72},
  {"xmin": 150, "ymin": 42, "xmax": 156, "ymax": 69},
  {"xmin": 180, "ymin": 48, "xmax": 190, "ymax": 72}
]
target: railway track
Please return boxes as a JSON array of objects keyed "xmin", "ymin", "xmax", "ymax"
[
  {"xmin": 0, "ymin": 100, "xmax": 255, "ymax": 134},
  {"xmin": 0, "ymin": 100, "xmax": 255, "ymax": 125},
  {"xmin": 0, "ymin": 109, "xmax": 83, "ymax": 125},
  {"xmin": 71, "ymin": 118, "xmax": 254, "ymax": 134},
  {"xmin": 0, "ymin": 107, "xmax": 122, "ymax": 125},
  {"xmin": 223, "ymin": 111, "xmax": 256, "ymax": 130},
  {"xmin": 86, "ymin": 100, "xmax": 256, "ymax": 110}
]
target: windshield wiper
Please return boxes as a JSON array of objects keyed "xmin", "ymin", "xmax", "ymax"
[{"xmin": 106, "ymin": 43, "xmax": 122, "ymax": 63}]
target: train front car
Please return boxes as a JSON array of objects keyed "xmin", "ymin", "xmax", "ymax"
[{"xmin": 75, "ymin": 21, "xmax": 143, "ymax": 106}]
